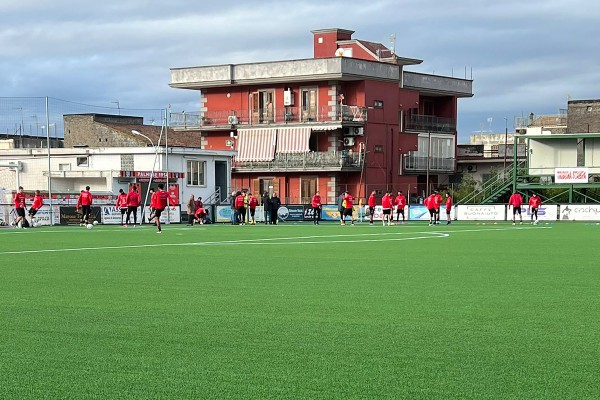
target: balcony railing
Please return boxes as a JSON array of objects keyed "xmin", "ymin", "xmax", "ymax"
[
  {"xmin": 234, "ymin": 150, "xmax": 363, "ymax": 171},
  {"xmin": 405, "ymin": 114, "xmax": 456, "ymax": 133},
  {"xmin": 170, "ymin": 105, "xmax": 367, "ymax": 129},
  {"xmin": 403, "ymin": 154, "xmax": 455, "ymax": 173}
]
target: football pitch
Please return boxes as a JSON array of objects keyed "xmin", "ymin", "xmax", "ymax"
[{"xmin": 0, "ymin": 221, "xmax": 598, "ymax": 399}]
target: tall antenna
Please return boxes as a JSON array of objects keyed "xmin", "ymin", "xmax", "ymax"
[{"xmin": 389, "ymin": 33, "xmax": 396, "ymax": 56}]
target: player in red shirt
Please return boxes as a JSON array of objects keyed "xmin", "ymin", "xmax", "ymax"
[
  {"xmin": 234, "ymin": 191, "xmax": 245, "ymax": 225},
  {"xmin": 248, "ymin": 193, "xmax": 259, "ymax": 225},
  {"xmin": 125, "ymin": 186, "xmax": 141, "ymax": 226},
  {"xmin": 341, "ymin": 192, "xmax": 355, "ymax": 225},
  {"xmin": 508, "ymin": 191, "xmax": 523, "ymax": 225},
  {"xmin": 395, "ymin": 191, "xmax": 407, "ymax": 224},
  {"xmin": 367, "ymin": 190, "xmax": 376, "ymax": 225},
  {"xmin": 192, "ymin": 205, "xmax": 207, "ymax": 225},
  {"xmin": 381, "ymin": 191, "xmax": 393, "ymax": 226},
  {"xmin": 116, "ymin": 189, "xmax": 128, "ymax": 225},
  {"xmin": 13, "ymin": 186, "xmax": 27, "ymax": 228},
  {"xmin": 424, "ymin": 193, "xmax": 436, "ymax": 226},
  {"xmin": 76, "ymin": 186, "xmax": 93, "ymax": 226},
  {"xmin": 433, "ymin": 190, "xmax": 443, "ymax": 224},
  {"xmin": 146, "ymin": 188, "xmax": 157, "ymax": 223},
  {"xmin": 445, "ymin": 193, "xmax": 453, "ymax": 225},
  {"xmin": 528, "ymin": 193, "xmax": 542, "ymax": 225},
  {"xmin": 153, "ymin": 183, "xmax": 174, "ymax": 233},
  {"xmin": 28, "ymin": 189, "xmax": 44, "ymax": 227},
  {"xmin": 311, "ymin": 191, "xmax": 322, "ymax": 225}
]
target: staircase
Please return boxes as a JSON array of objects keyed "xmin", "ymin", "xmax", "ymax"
[{"xmin": 459, "ymin": 162, "xmax": 525, "ymax": 204}]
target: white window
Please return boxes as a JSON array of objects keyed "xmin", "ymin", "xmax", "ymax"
[{"xmin": 187, "ymin": 160, "xmax": 206, "ymax": 186}]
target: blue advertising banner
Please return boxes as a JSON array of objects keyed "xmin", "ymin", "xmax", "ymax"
[
  {"xmin": 408, "ymin": 205, "xmax": 430, "ymax": 221},
  {"xmin": 321, "ymin": 205, "xmax": 341, "ymax": 221}
]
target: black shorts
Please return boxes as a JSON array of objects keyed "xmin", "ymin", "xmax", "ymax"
[
  {"xmin": 250, "ymin": 208, "xmax": 256, "ymax": 217},
  {"xmin": 343, "ymin": 208, "xmax": 353, "ymax": 216},
  {"xmin": 513, "ymin": 207, "xmax": 522, "ymax": 215},
  {"xmin": 368, "ymin": 206, "xmax": 375, "ymax": 215},
  {"xmin": 81, "ymin": 205, "xmax": 91, "ymax": 216},
  {"xmin": 429, "ymin": 209, "xmax": 436, "ymax": 217},
  {"xmin": 28, "ymin": 208, "xmax": 38, "ymax": 217},
  {"xmin": 154, "ymin": 208, "xmax": 164, "ymax": 218},
  {"xmin": 127, "ymin": 206, "xmax": 137, "ymax": 214},
  {"xmin": 382, "ymin": 209, "xmax": 391, "ymax": 215},
  {"xmin": 396, "ymin": 208, "xmax": 404, "ymax": 215},
  {"xmin": 120, "ymin": 208, "xmax": 127, "ymax": 215},
  {"xmin": 16, "ymin": 208, "xmax": 26, "ymax": 217}
]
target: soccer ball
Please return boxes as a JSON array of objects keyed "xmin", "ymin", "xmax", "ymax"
[
  {"xmin": 93, "ymin": 220, "xmax": 98, "ymax": 226},
  {"xmin": 86, "ymin": 224, "xmax": 94, "ymax": 230}
]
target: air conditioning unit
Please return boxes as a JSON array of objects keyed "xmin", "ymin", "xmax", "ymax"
[
  {"xmin": 283, "ymin": 89, "xmax": 294, "ymax": 106},
  {"xmin": 343, "ymin": 127, "xmax": 364, "ymax": 136},
  {"xmin": 227, "ymin": 115, "xmax": 238, "ymax": 125},
  {"xmin": 343, "ymin": 137, "xmax": 355, "ymax": 146},
  {"xmin": 466, "ymin": 164, "xmax": 477, "ymax": 172},
  {"xmin": 516, "ymin": 128, "xmax": 527, "ymax": 134}
]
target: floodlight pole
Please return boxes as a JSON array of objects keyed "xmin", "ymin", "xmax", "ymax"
[{"xmin": 45, "ymin": 97, "xmax": 53, "ymax": 225}]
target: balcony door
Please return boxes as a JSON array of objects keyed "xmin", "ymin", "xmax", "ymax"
[
  {"xmin": 301, "ymin": 88, "xmax": 317, "ymax": 122},
  {"xmin": 300, "ymin": 177, "xmax": 318, "ymax": 204},
  {"xmin": 251, "ymin": 90, "xmax": 275, "ymax": 124}
]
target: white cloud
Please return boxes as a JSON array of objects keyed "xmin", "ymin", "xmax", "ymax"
[{"xmin": 1, "ymin": 0, "xmax": 599, "ymax": 141}]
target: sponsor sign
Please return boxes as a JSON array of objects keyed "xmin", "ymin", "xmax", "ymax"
[
  {"xmin": 216, "ymin": 205, "xmax": 266, "ymax": 223},
  {"xmin": 101, "ymin": 206, "xmax": 126, "ymax": 224},
  {"xmin": 456, "ymin": 205, "xmax": 505, "ymax": 221},
  {"xmin": 555, "ymin": 168, "xmax": 588, "ymax": 184},
  {"xmin": 408, "ymin": 205, "xmax": 456, "ymax": 221},
  {"xmin": 321, "ymin": 205, "xmax": 341, "ymax": 221},
  {"xmin": 277, "ymin": 205, "xmax": 305, "ymax": 222},
  {"xmin": 558, "ymin": 204, "xmax": 600, "ymax": 221},
  {"xmin": 31, "ymin": 206, "xmax": 61, "ymax": 226},
  {"xmin": 505, "ymin": 205, "xmax": 558, "ymax": 221},
  {"xmin": 60, "ymin": 206, "xmax": 102, "ymax": 225},
  {"xmin": 143, "ymin": 206, "xmax": 181, "ymax": 223}
]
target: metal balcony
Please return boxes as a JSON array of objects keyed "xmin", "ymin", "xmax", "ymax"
[
  {"xmin": 403, "ymin": 154, "xmax": 455, "ymax": 173},
  {"xmin": 405, "ymin": 114, "xmax": 457, "ymax": 133},
  {"xmin": 233, "ymin": 150, "xmax": 364, "ymax": 172},
  {"xmin": 170, "ymin": 105, "xmax": 367, "ymax": 129}
]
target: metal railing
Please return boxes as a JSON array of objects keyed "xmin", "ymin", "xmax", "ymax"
[
  {"xmin": 234, "ymin": 150, "xmax": 363, "ymax": 171},
  {"xmin": 403, "ymin": 155, "xmax": 455, "ymax": 172},
  {"xmin": 405, "ymin": 114, "xmax": 456, "ymax": 133},
  {"xmin": 170, "ymin": 105, "xmax": 368, "ymax": 128}
]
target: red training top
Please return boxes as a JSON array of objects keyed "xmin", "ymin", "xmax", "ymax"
[
  {"xmin": 395, "ymin": 195, "xmax": 406, "ymax": 210},
  {"xmin": 446, "ymin": 196, "xmax": 453, "ymax": 210},
  {"xmin": 77, "ymin": 190, "xmax": 93, "ymax": 207},
  {"xmin": 32, "ymin": 195, "xmax": 44, "ymax": 210},
  {"xmin": 381, "ymin": 194, "xmax": 392, "ymax": 209},
  {"xmin": 14, "ymin": 192, "xmax": 26, "ymax": 208},
  {"xmin": 155, "ymin": 190, "xmax": 170, "ymax": 210},
  {"xmin": 368, "ymin": 194, "xmax": 376, "ymax": 208},
  {"xmin": 508, "ymin": 193, "xmax": 523, "ymax": 207},
  {"xmin": 249, "ymin": 196, "xmax": 259, "ymax": 209},
  {"xmin": 343, "ymin": 194, "xmax": 353, "ymax": 209},
  {"xmin": 126, "ymin": 190, "xmax": 141, "ymax": 207},
  {"xmin": 234, "ymin": 194, "xmax": 245, "ymax": 208},
  {"xmin": 529, "ymin": 196, "xmax": 542, "ymax": 208},
  {"xmin": 311, "ymin": 195, "xmax": 321, "ymax": 208},
  {"xmin": 117, "ymin": 193, "xmax": 128, "ymax": 209}
]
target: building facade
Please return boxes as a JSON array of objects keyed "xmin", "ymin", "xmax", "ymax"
[{"xmin": 169, "ymin": 28, "xmax": 473, "ymax": 203}]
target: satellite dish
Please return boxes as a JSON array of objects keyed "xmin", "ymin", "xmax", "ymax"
[{"xmin": 334, "ymin": 48, "xmax": 344, "ymax": 57}]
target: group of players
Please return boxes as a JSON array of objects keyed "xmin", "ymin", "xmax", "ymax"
[
  {"xmin": 10, "ymin": 183, "xmax": 173, "ymax": 233},
  {"xmin": 364, "ymin": 190, "xmax": 452, "ymax": 226}
]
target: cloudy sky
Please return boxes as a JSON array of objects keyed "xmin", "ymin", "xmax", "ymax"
[{"xmin": 2, "ymin": 0, "xmax": 599, "ymax": 143}]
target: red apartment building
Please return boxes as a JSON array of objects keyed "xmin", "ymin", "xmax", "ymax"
[{"xmin": 169, "ymin": 28, "xmax": 472, "ymax": 204}]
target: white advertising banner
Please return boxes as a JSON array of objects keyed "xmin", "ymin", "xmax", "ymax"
[
  {"xmin": 558, "ymin": 204, "xmax": 600, "ymax": 221},
  {"xmin": 216, "ymin": 206, "xmax": 265, "ymax": 223},
  {"xmin": 456, "ymin": 205, "xmax": 505, "ymax": 221},
  {"xmin": 555, "ymin": 168, "xmax": 588, "ymax": 183},
  {"xmin": 103, "ymin": 206, "xmax": 177, "ymax": 224},
  {"xmin": 504, "ymin": 205, "xmax": 558, "ymax": 221},
  {"xmin": 32, "ymin": 206, "xmax": 61, "ymax": 226}
]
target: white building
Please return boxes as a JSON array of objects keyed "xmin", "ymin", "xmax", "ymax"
[{"xmin": 0, "ymin": 146, "xmax": 234, "ymax": 217}]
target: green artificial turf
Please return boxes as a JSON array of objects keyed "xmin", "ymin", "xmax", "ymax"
[{"xmin": 0, "ymin": 222, "xmax": 598, "ymax": 399}]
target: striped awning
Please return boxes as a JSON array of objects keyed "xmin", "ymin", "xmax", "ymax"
[
  {"xmin": 276, "ymin": 127, "xmax": 311, "ymax": 153},
  {"xmin": 235, "ymin": 128, "xmax": 277, "ymax": 161}
]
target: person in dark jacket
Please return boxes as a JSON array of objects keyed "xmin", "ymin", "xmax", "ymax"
[
  {"xmin": 262, "ymin": 192, "xmax": 271, "ymax": 224},
  {"xmin": 270, "ymin": 192, "xmax": 281, "ymax": 224}
]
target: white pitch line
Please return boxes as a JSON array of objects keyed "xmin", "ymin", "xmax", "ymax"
[{"xmin": 0, "ymin": 231, "xmax": 449, "ymax": 255}]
